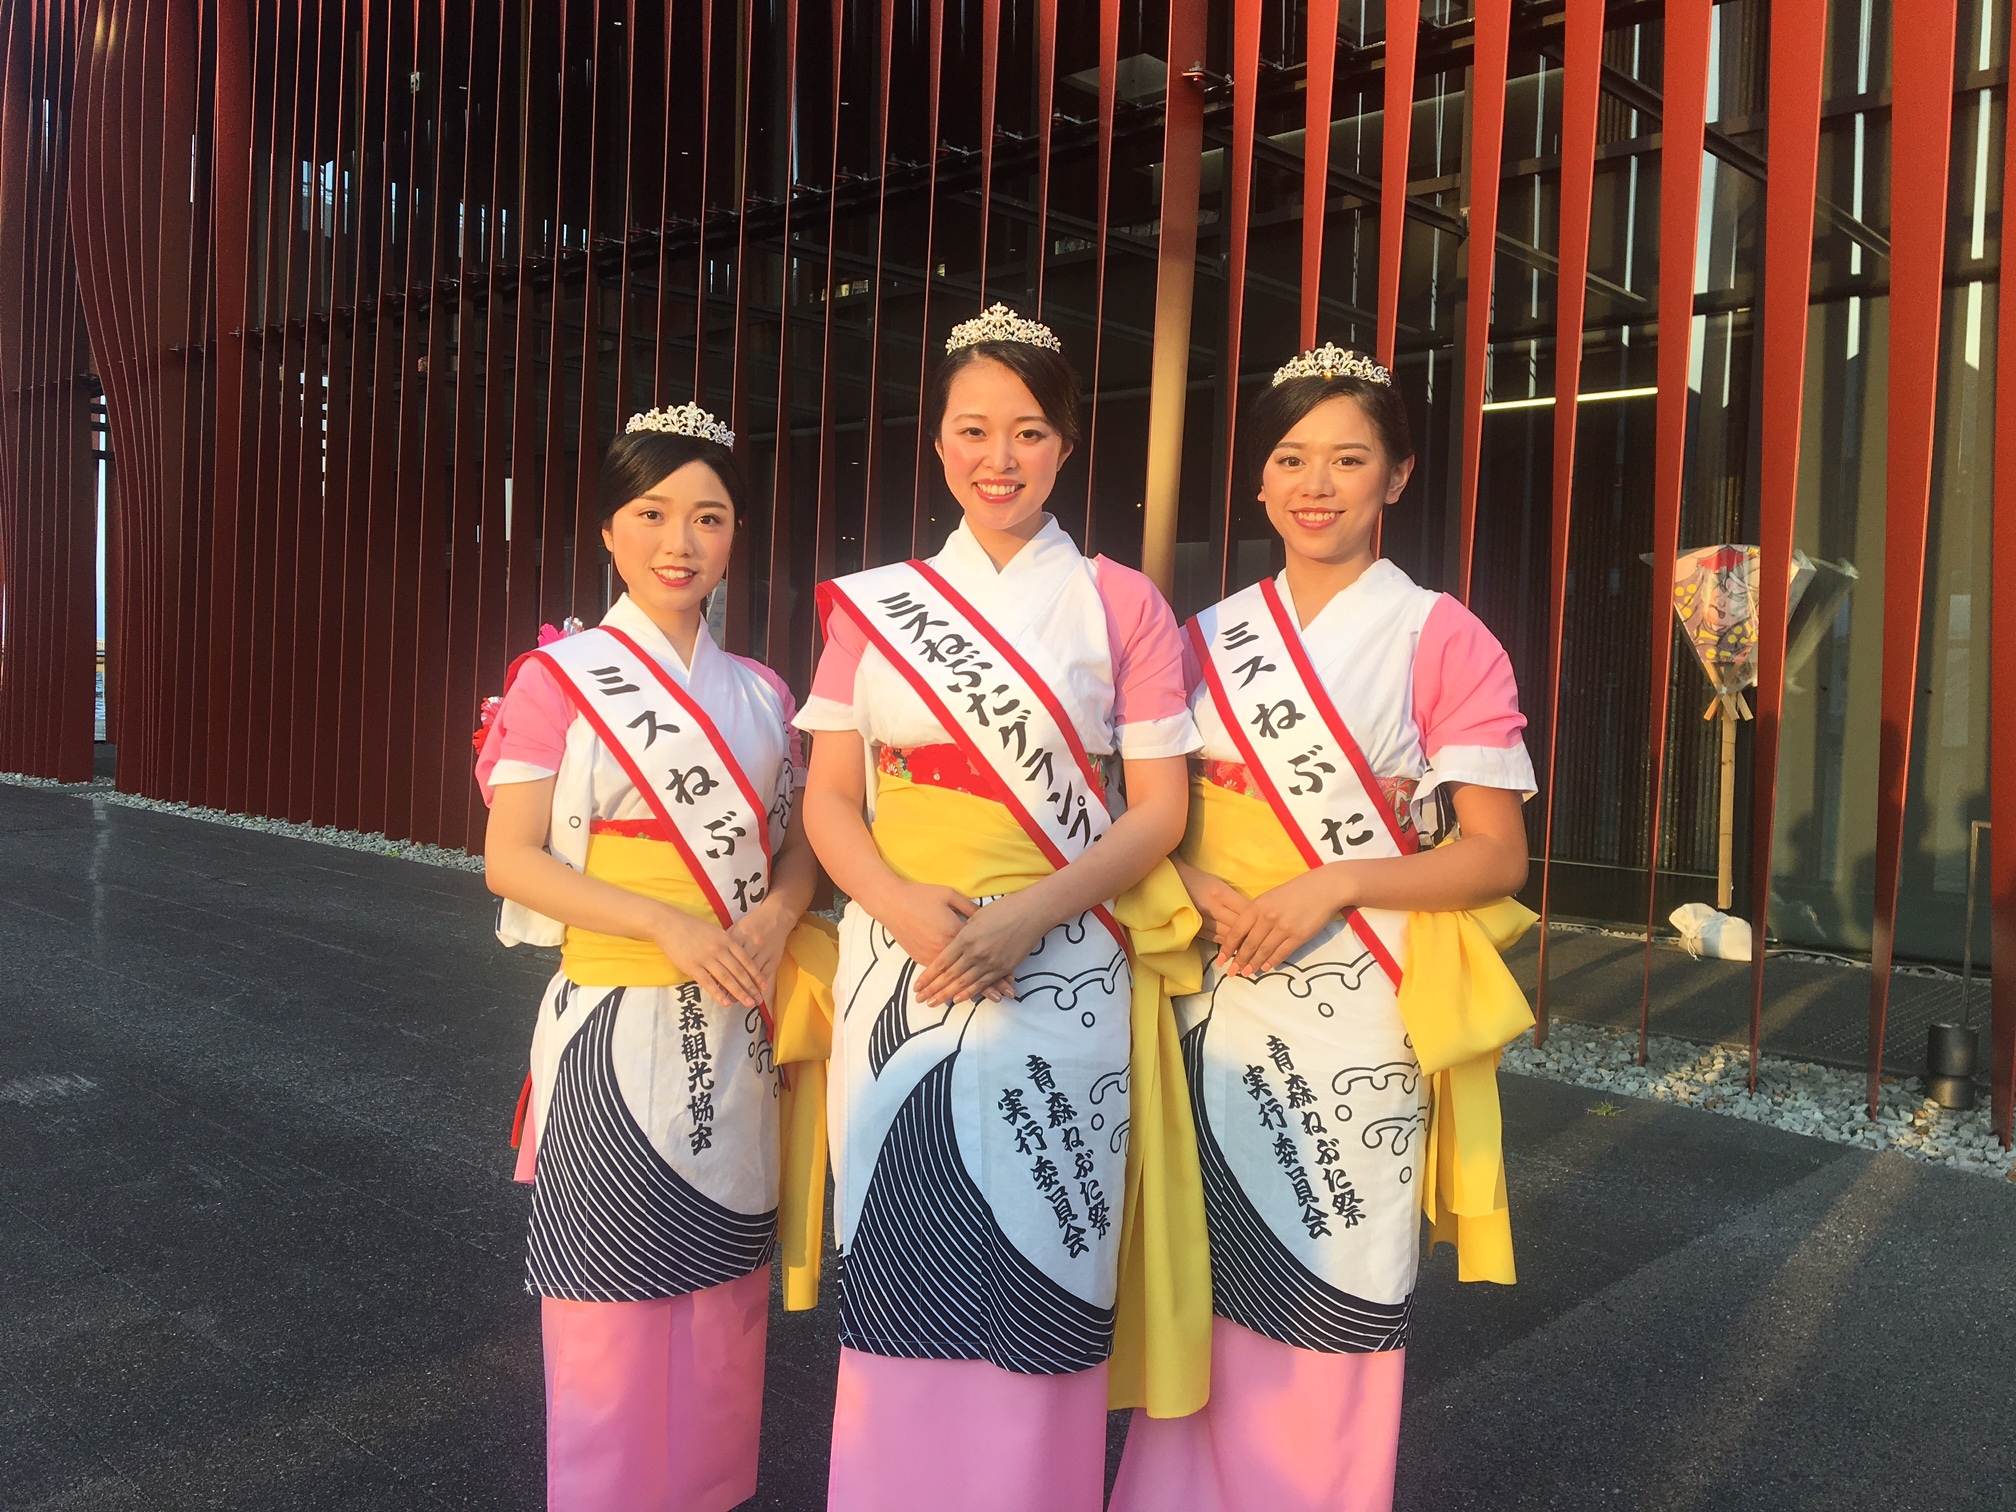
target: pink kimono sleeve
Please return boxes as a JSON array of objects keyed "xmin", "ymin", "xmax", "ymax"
[
  {"xmin": 475, "ymin": 658, "xmax": 574, "ymax": 805},
  {"xmin": 794, "ymin": 603, "xmax": 869, "ymax": 734},
  {"xmin": 1095, "ymin": 556, "xmax": 1201, "ymax": 759},
  {"xmin": 1411, "ymin": 595, "xmax": 1537, "ymax": 801}
]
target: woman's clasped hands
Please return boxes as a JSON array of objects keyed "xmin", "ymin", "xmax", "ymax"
[
  {"xmin": 883, "ymin": 878, "xmax": 1047, "ymax": 1008},
  {"xmin": 1176, "ymin": 857, "xmax": 1356, "ymax": 980}
]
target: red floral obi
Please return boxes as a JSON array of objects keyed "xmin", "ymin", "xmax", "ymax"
[
  {"xmin": 589, "ymin": 816, "xmax": 676, "ymax": 842},
  {"xmin": 879, "ymin": 742, "xmax": 1109, "ymax": 804},
  {"xmin": 1193, "ymin": 757, "xmax": 1419, "ymax": 841}
]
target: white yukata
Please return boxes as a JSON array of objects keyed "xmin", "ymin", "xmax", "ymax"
[
  {"xmin": 477, "ymin": 592, "xmax": 805, "ymax": 1512},
  {"xmin": 1112, "ymin": 558, "xmax": 1537, "ymax": 1512},
  {"xmin": 796, "ymin": 516, "xmax": 1197, "ymax": 1511}
]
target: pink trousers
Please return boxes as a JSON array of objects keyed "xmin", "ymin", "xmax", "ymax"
[
  {"xmin": 1109, "ymin": 1317, "xmax": 1405, "ymax": 1512},
  {"xmin": 540, "ymin": 1266, "xmax": 770, "ymax": 1512},
  {"xmin": 825, "ymin": 1347, "xmax": 1110, "ymax": 1512}
]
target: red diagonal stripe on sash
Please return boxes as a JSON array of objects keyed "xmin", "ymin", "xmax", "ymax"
[
  {"xmin": 818, "ymin": 580, "xmax": 1125, "ymax": 953},
  {"xmin": 531, "ymin": 647, "xmax": 736, "ymax": 930},
  {"xmin": 533, "ymin": 644, "xmax": 780, "ymax": 1047},
  {"xmin": 1187, "ymin": 617, "xmax": 1402, "ymax": 989},
  {"xmin": 1257, "ymin": 577, "xmax": 1417, "ymax": 856},
  {"xmin": 907, "ymin": 559, "xmax": 1106, "ymax": 797},
  {"xmin": 601, "ymin": 626, "xmax": 776, "ymax": 879}
]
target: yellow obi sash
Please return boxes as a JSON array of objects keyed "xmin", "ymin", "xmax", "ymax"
[
  {"xmin": 564, "ymin": 830, "xmax": 839, "ymax": 1312},
  {"xmin": 1181, "ymin": 777, "xmax": 1536, "ymax": 1286},
  {"xmin": 872, "ymin": 773, "xmax": 1213, "ymax": 1418}
]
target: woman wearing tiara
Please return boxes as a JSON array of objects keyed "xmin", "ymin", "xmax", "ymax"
[
  {"xmin": 478, "ymin": 404, "xmax": 836, "ymax": 1512},
  {"xmin": 796, "ymin": 305, "xmax": 1208, "ymax": 1511},
  {"xmin": 1110, "ymin": 346, "xmax": 1539, "ymax": 1512}
]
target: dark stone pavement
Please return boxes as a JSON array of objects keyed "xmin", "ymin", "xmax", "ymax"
[{"xmin": 3, "ymin": 780, "xmax": 2012, "ymax": 1510}]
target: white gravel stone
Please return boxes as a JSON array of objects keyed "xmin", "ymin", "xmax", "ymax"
[
  {"xmin": 1503, "ymin": 1019, "xmax": 2015, "ymax": 1182},
  {"xmin": 1, "ymin": 770, "xmax": 485, "ymax": 872}
]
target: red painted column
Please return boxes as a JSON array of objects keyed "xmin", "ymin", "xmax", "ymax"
[
  {"xmin": 1212, "ymin": 0, "xmax": 1261, "ymax": 596},
  {"xmin": 1993, "ymin": 0, "xmax": 2016, "ymax": 1149},
  {"xmin": 206, "ymin": 0, "xmax": 253, "ymax": 809},
  {"xmin": 1747, "ymin": 0, "xmax": 1828, "ymax": 1089},
  {"xmin": 764, "ymin": 0, "xmax": 800, "ymax": 676},
  {"xmin": 1299, "ymin": 0, "xmax": 1339, "ymax": 350},
  {"xmin": 808, "ymin": 0, "xmax": 846, "ymax": 675},
  {"xmin": 1079, "ymin": 0, "xmax": 1117, "ymax": 535},
  {"xmin": 1531, "ymin": 0, "xmax": 1602, "ymax": 1045},
  {"xmin": 1451, "ymin": 0, "xmax": 1509, "ymax": 604},
  {"xmin": 1868, "ymin": 0, "xmax": 1961, "ymax": 1115},
  {"xmin": 975, "ymin": 0, "xmax": 997, "ymax": 303},
  {"xmin": 1374, "ymin": 0, "xmax": 1416, "ymax": 369},
  {"xmin": 903, "ymin": 0, "xmax": 944, "ymax": 556},
  {"xmin": 855, "ymin": 0, "xmax": 892, "ymax": 567},
  {"xmin": 1636, "ymin": 0, "xmax": 1713, "ymax": 1062},
  {"xmin": 724, "ymin": 0, "xmax": 758, "ymax": 647},
  {"xmin": 1032, "ymin": 0, "xmax": 1055, "ymax": 315}
]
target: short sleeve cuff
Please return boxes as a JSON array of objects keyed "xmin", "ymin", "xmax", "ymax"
[
  {"xmin": 1117, "ymin": 709, "xmax": 1202, "ymax": 760},
  {"xmin": 792, "ymin": 693, "xmax": 860, "ymax": 734},
  {"xmin": 486, "ymin": 758, "xmax": 559, "ymax": 786},
  {"xmin": 1411, "ymin": 741, "xmax": 1538, "ymax": 830}
]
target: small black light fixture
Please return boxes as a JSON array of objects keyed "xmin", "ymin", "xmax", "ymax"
[{"xmin": 1926, "ymin": 1022, "xmax": 1978, "ymax": 1111}]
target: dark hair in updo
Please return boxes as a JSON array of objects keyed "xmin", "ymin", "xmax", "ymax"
[
  {"xmin": 1240, "ymin": 357, "xmax": 1414, "ymax": 497},
  {"xmin": 595, "ymin": 430, "xmax": 748, "ymax": 530},
  {"xmin": 924, "ymin": 339, "xmax": 1084, "ymax": 449}
]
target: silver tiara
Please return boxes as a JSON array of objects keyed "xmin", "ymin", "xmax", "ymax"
[
  {"xmin": 945, "ymin": 303, "xmax": 1063, "ymax": 354},
  {"xmin": 1271, "ymin": 343, "xmax": 1392, "ymax": 387},
  {"xmin": 623, "ymin": 401, "xmax": 735, "ymax": 449}
]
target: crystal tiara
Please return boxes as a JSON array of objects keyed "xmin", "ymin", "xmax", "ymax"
[
  {"xmin": 1271, "ymin": 342, "xmax": 1393, "ymax": 387},
  {"xmin": 623, "ymin": 401, "xmax": 736, "ymax": 449},
  {"xmin": 945, "ymin": 303, "xmax": 1063, "ymax": 354}
]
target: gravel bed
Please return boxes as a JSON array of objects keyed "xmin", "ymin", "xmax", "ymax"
[
  {"xmin": 0, "ymin": 770, "xmax": 484, "ymax": 872},
  {"xmin": 1505, "ymin": 1019, "xmax": 2015, "ymax": 1181}
]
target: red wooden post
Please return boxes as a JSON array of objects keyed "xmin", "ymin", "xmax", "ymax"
[
  {"xmin": 1637, "ymin": 0, "xmax": 1713, "ymax": 1065},
  {"xmin": 1868, "ymin": 0, "xmax": 1961, "ymax": 1116}
]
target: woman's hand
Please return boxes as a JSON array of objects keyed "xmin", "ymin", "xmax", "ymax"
[
  {"xmin": 875, "ymin": 879, "xmax": 982, "ymax": 976},
  {"xmin": 1172, "ymin": 857, "xmax": 1253, "ymax": 947},
  {"xmin": 1214, "ymin": 866, "xmax": 1351, "ymax": 978},
  {"xmin": 912, "ymin": 889, "xmax": 1050, "ymax": 1007},
  {"xmin": 726, "ymin": 894, "xmax": 798, "ymax": 1005},
  {"xmin": 652, "ymin": 906, "xmax": 770, "ymax": 1009}
]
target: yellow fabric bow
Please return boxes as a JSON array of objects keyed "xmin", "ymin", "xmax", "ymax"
[
  {"xmin": 560, "ymin": 830, "xmax": 840, "ymax": 1310},
  {"xmin": 1181, "ymin": 778, "xmax": 1534, "ymax": 1287},
  {"xmin": 871, "ymin": 775, "xmax": 1215, "ymax": 1419}
]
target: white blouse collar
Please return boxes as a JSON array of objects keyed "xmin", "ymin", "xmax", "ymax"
[
  {"xmin": 601, "ymin": 592, "xmax": 712, "ymax": 681},
  {"xmin": 937, "ymin": 512, "xmax": 1083, "ymax": 580},
  {"xmin": 1281, "ymin": 557, "xmax": 1419, "ymax": 643}
]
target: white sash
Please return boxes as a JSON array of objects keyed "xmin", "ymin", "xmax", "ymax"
[
  {"xmin": 820, "ymin": 559, "xmax": 1124, "ymax": 948},
  {"xmin": 1189, "ymin": 576, "xmax": 1416, "ymax": 985},
  {"xmin": 533, "ymin": 625, "xmax": 774, "ymax": 926}
]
